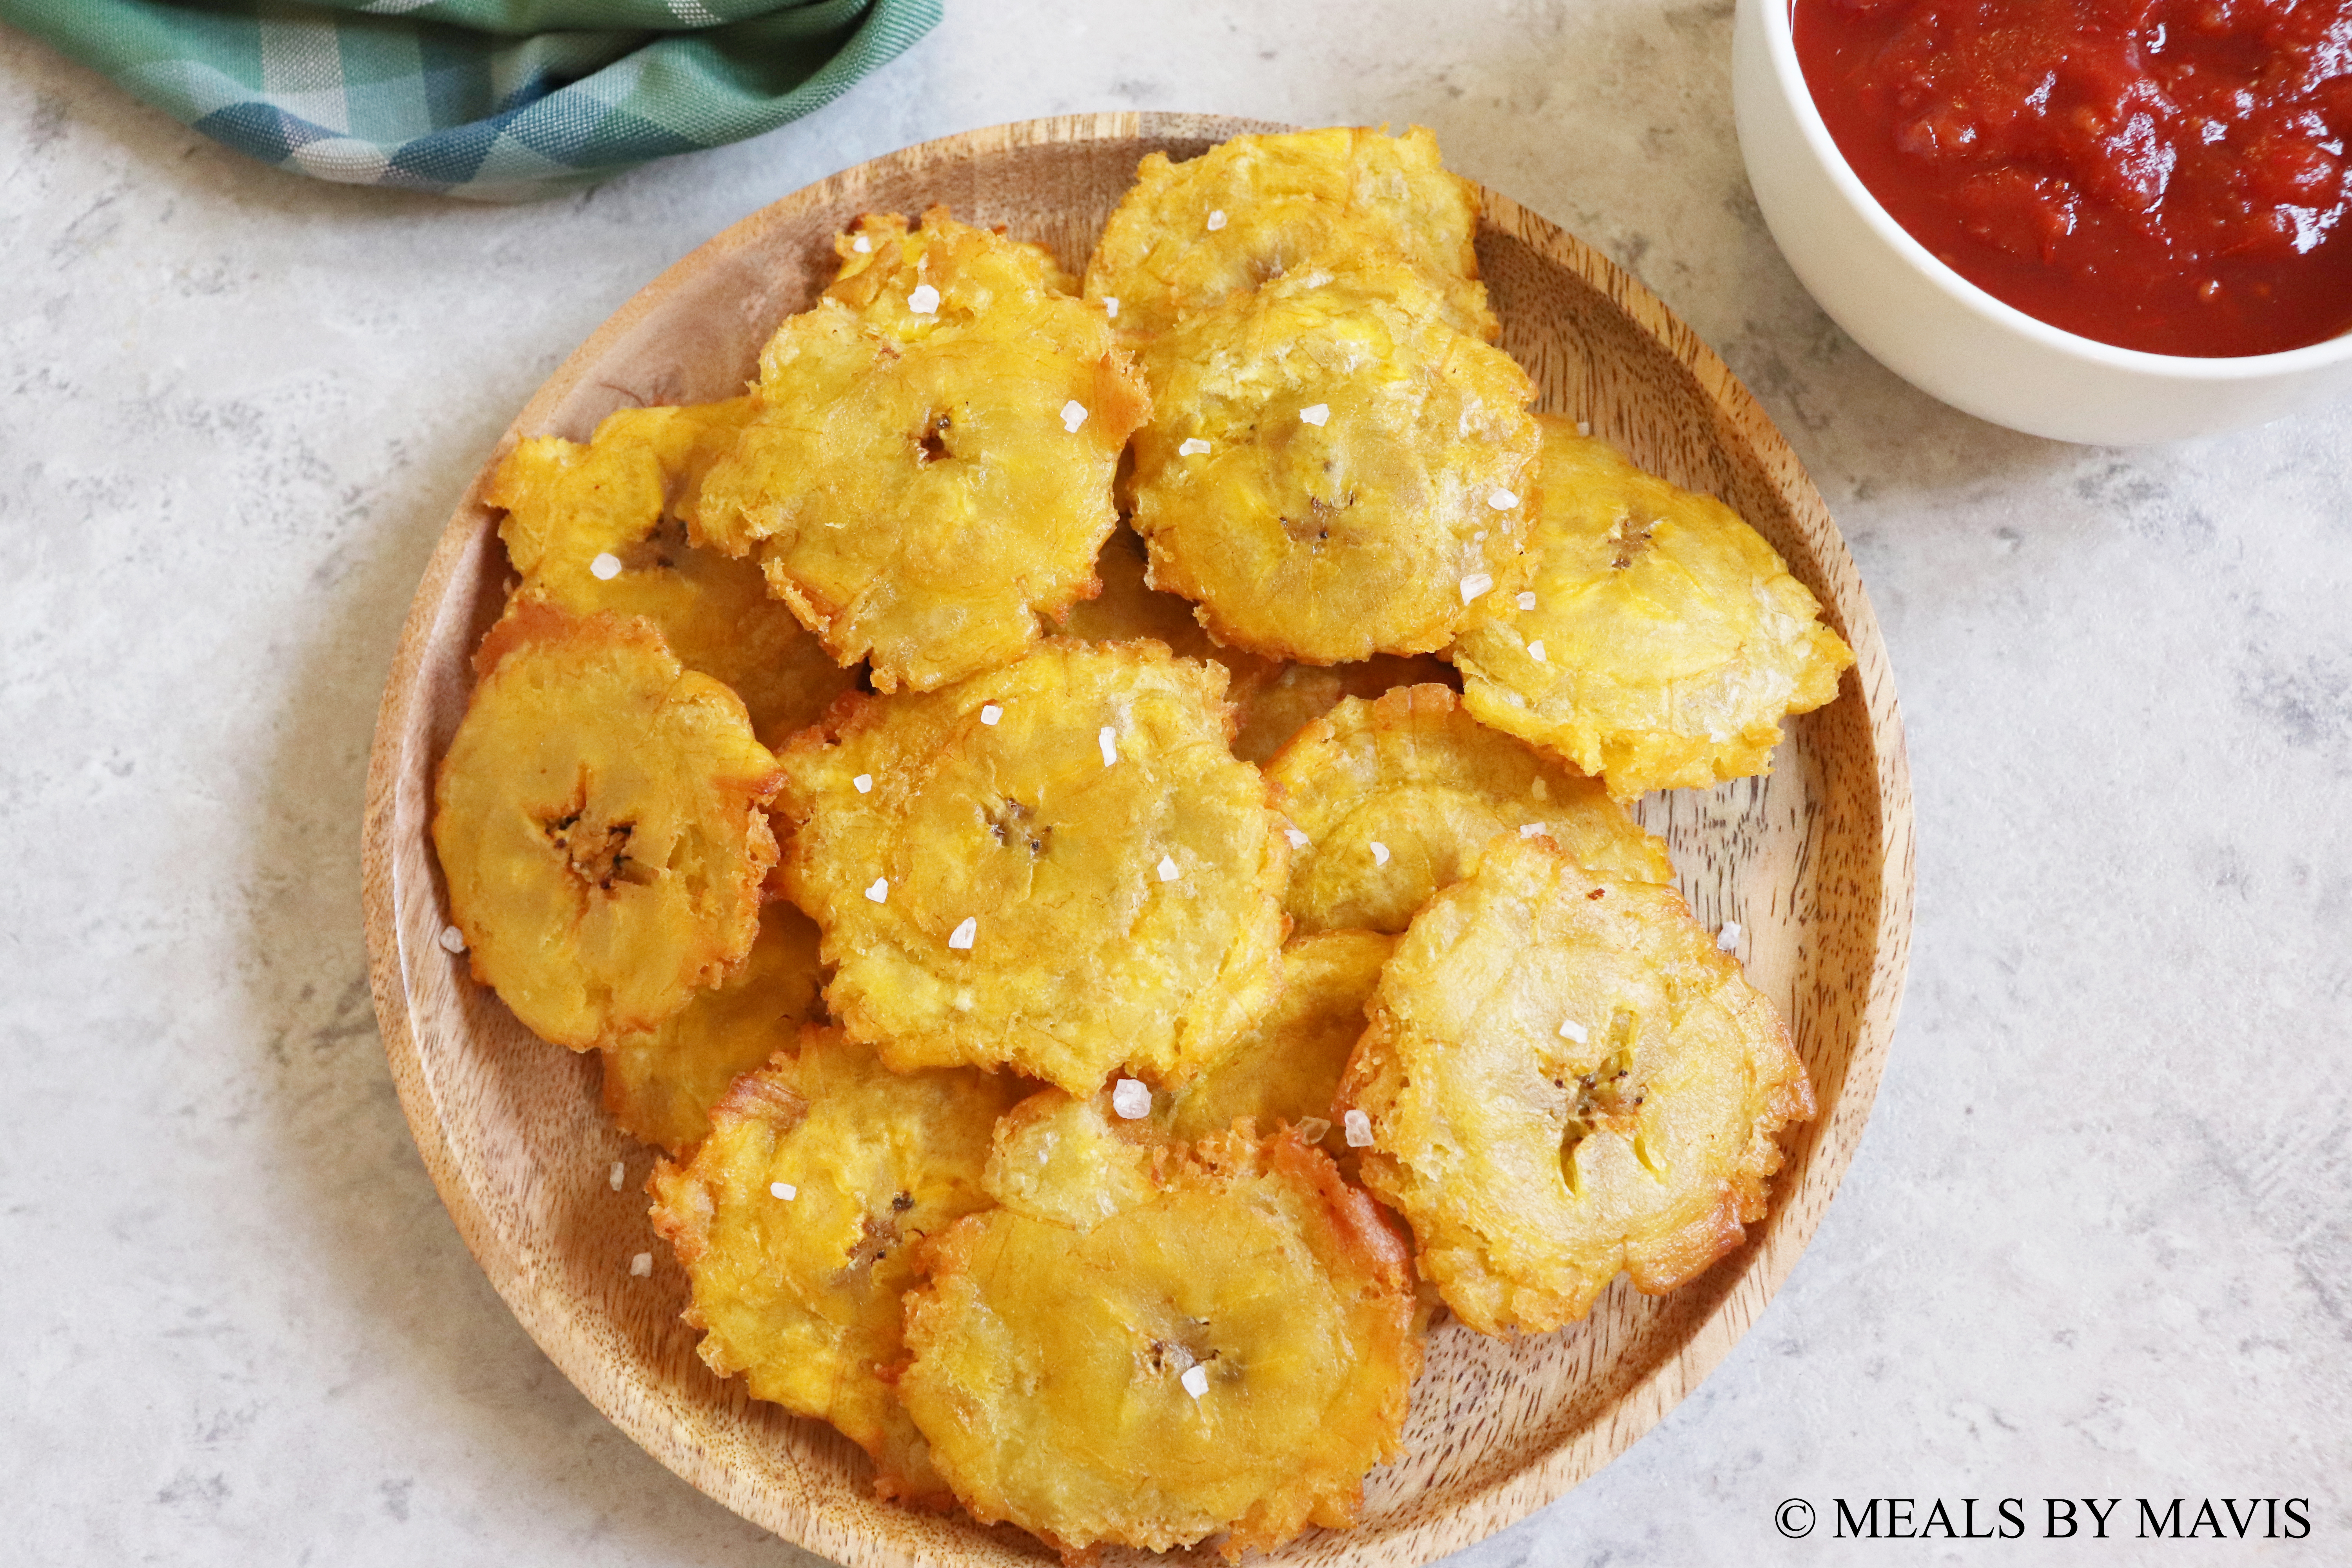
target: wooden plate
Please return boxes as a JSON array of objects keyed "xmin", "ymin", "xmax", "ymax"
[{"xmin": 362, "ymin": 111, "xmax": 1913, "ymax": 1568}]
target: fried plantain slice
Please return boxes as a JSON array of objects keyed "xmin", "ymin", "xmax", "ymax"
[
  {"xmin": 902, "ymin": 1093, "xmax": 1421, "ymax": 1562},
  {"xmin": 1129, "ymin": 259, "xmax": 1539, "ymax": 664},
  {"xmin": 488, "ymin": 397, "xmax": 860, "ymax": 745},
  {"xmin": 1339, "ymin": 837, "xmax": 1813, "ymax": 1335},
  {"xmin": 690, "ymin": 207, "xmax": 1150, "ymax": 693},
  {"xmin": 1056, "ymin": 523, "xmax": 1278, "ymax": 699},
  {"xmin": 775, "ymin": 640, "xmax": 1288, "ymax": 1094},
  {"xmin": 1451, "ymin": 416, "xmax": 1855, "ymax": 800},
  {"xmin": 1267, "ymin": 684, "xmax": 1673, "ymax": 935},
  {"xmin": 1084, "ymin": 124, "xmax": 1495, "ymax": 343},
  {"xmin": 599, "ymin": 899, "xmax": 826, "ymax": 1154},
  {"xmin": 432, "ymin": 604, "xmax": 782, "ymax": 1049},
  {"xmin": 1227, "ymin": 652, "xmax": 1456, "ymax": 765},
  {"xmin": 648, "ymin": 1027, "xmax": 1026, "ymax": 1506},
  {"xmin": 1157, "ymin": 929, "xmax": 1394, "ymax": 1172}
]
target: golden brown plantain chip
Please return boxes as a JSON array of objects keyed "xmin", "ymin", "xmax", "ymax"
[
  {"xmin": 775, "ymin": 640, "xmax": 1288, "ymax": 1094},
  {"xmin": 690, "ymin": 207, "xmax": 1149, "ymax": 693},
  {"xmin": 902, "ymin": 1093, "xmax": 1421, "ymax": 1562},
  {"xmin": 1129, "ymin": 259, "xmax": 1539, "ymax": 664},
  {"xmin": 487, "ymin": 398, "xmax": 858, "ymax": 743},
  {"xmin": 1084, "ymin": 124, "xmax": 1495, "ymax": 343},
  {"xmin": 1157, "ymin": 929, "xmax": 1394, "ymax": 1172},
  {"xmin": 599, "ymin": 899, "xmax": 826, "ymax": 1154},
  {"xmin": 647, "ymin": 1027, "xmax": 1026, "ymax": 1507},
  {"xmin": 1267, "ymin": 683, "xmax": 1673, "ymax": 935},
  {"xmin": 1227, "ymin": 653, "xmax": 1457, "ymax": 765},
  {"xmin": 1450, "ymin": 416, "xmax": 1855, "ymax": 800},
  {"xmin": 432, "ymin": 604, "xmax": 781, "ymax": 1049},
  {"xmin": 1338, "ymin": 837, "xmax": 1813, "ymax": 1335}
]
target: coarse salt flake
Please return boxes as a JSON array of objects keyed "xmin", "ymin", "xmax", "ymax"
[
  {"xmin": 1103, "ymin": 295, "xmax": 1120, "ymax": 318},
  {"xmin": 1488, "ymin": 488, "xmax": 1519, "ymax": 510},
  {"xmin": 1178, "ymin": 437, "xmax": 1212, "ymax": 457},
  {"xmin": 1528, "ymin": 639, "xmax": 1547, "ymax": 662},
  {"xmin": 853, "ymin": 773, "xmax": 874, "ymax": 793},
  {"xmin": 1559, "ymin": 1017, "xmax": 1589, "ymax": 1044},
  {"xmin": 1099, "ymin": 726, "xmax": 1118, "ymax": 766},
  {"xmin": 1206, "ymin": 209, "xmax": 1228, "ymax": 231},
  {"xmin": 907, "ymin": 283, "xmax": 941, "ymax": 314},
  {"xmin": 1520, "ymin": 823, "xmax": 1545, "ymax": 838},
  {"xmin": 949, "ymin": 916, "xmax": 977, "ymax": 950},
  {"xmin": 1299, "ymin": 403, "xmax": 1330, "ymax": 426},
  {"xmin": 1517, "ymin": 590, "xmax": 1538, "ymax": 612},
  {"xmin": 1577, "ymin": 420, "xmax": 1593, "ymax": 436},
  {"xmin": 1285, "ymin": 827, "xmax": 1310, "ymax": 849},
  {"xmin": 1296, "ymin": 1116, "xmax": 1332, "ymax": 1144},
  {"xmin": 629, "ymin": 1252, "xmax": 652, "ymax": 1277},
  {"xmin": 853, "ymin": 234, "xmax": 871, "ymax": 253},
  {"xmin": 1158, "ymin": 855, "xmax": 1180, "ymax": 882},
  {"xmin": 590, "ymin": 552, "xmax": 623, "ymax": 581},
  {"xmin": 608, "ymin": 1160, "xmax": 625, "ymax": 1191},
  {"xmin": 1181, "ymin": 1364, "xmax": 1210, "ymax": 1399},
  {"xmin": 1369, "ymin": 841, "xmax": 1391, "ymax": 866},
  {"xmin": 771, "ymin": 1181, "xmax": 797, "ymax": 1201},
  {"xmin": 438, "ymin": 925, "xmax": 467, "ymax": 954},
  {"xmin": 1344, "ymin": 1109, "xmax": 1374, "ymax": 1147},
  {"xmin": 1459, "ymin": 572, "xmax": 1494, "ymax": 604},
  {"xmin": 1717, "ymin": 921, "xmax": 1743, "ymax": 952},
  {"xmin": 1112, "ymin": 1078, "xmax": 1152, "ymax": 1120},
  {"xmin": 980, "ymin": 704, "xmax": 1002, "ymax": 726},
  {"xmin": 866, "ymin": 877, "xmax": 889, "ymax": 904},
  {"xmin": 1062, "ymin": 399, "xmax": 1089, "ymax": 433}
]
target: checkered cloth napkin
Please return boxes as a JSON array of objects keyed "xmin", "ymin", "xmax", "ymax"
[{"xmin": 1, "ymin": 0, "xmax": 937, "ymax": 198}]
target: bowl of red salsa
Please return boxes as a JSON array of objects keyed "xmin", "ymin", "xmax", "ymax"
[{"xmin": 1733, "ymin": 0, "xmax": 2352, "ymax": 442}]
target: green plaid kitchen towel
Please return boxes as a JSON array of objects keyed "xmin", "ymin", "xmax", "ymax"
[{"xmin": 0, "ymin": 0, "xmax": 937, "ymax": 198}]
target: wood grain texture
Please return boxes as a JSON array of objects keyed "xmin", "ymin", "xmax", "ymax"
[{"xmin": 361, "ymin": 112, "xmax": 1914, "ymax": 1568}]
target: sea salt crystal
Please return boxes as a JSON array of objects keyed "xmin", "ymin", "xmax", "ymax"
[
  {"xmin": 1488, "ymin": 489, "xmax": 1519, "ymax": 510},
  {"xmin": 1528, "ymin": 639, "xmax": 1548, "ymax": 662},
  {"xmin": 1285, "ymin": 828, "xmax": 1309, "ymax": 849},
  {"xmin": 1459, "ymin": 572, "xmax": 1494, "ymax": 604},
  {"xmin": 980, "ymin": 704, "xmax": 1002, "ymax": 726},
  {"xmin": 1103, "ymin": 296, "xmax": 1120, "ymax": 318},
  {"xmin": 629, "ymin": 1252, "xmax": 652, "ymax": 1277},
  {"xmin": 1179, "ymin": 437, "xmax": 1212, "ymax": 457},
  {"xmin": 1517, "ymin": 591, "xmax": 1538, "ymax": 612},
  {"xmin": 1369, "ymin": 841, "xmax": 1391, "ymax": 866},
  {"xmin": 770, "ymin": 1181, "xmax": 797, "ymax": 1201},
  {"xmin": 907, "ymin": 283, "xmax": 941, "ymax": 314},
  {"xmin": 853, "ymin": 773, "xmax": 874, "ymax": 793},
  {"xmin": 1062, "ymin": 399, "xmax": 1089, "ymax": 433},
  {"xmin": 866, "ymin": 878, "xmax": 889, "ymax": 904},
  {"xmin": 1520, "ymin": 823, "xmax": 1544, "ymax": 838},
  {"xmin": 590, "ymin": 552, "xmax": 623, "ymax": 581},
  {"xmin": 1206, "ymin": 209, "xmax": 1228, "ymax": 231},
  {"xmin": 948, "ymin": 916, "xmax": 977, "ymax": 950},
  {"xmin": 1099, "ymin": 726, "xmax": 1118, "ymax": 766},
  {"xmin": 1112, "ymin": 1078, "xmax": 1152, "ymax": 1120},
  {"xmin": 1559, "ymin": 1018, "xmax": 1589, "ymax": 1045},
  {"xmin": 1181, "ymin": 1364, "xmax": 1210, "ymax": 1399},
  {"xmin": 1158, "ymin": 856, "xmax": 1180, "ymax": 882},
  {"xmin": 1576, "ymin": 420, "xmax": 1592, "ymax": 436},
  {"xmin": 1299, "ymin": 403, "xmax": 1330, "ymax": 426},
  {"xmin": 1343, "ymin": 1109, "xmax": 1374, "ymax": 1147},
  {"xmin": 608, "ymin": 1161, "xmax": 625, "ymax": 1191},
  {"xmin": 438, "ymin": 925, "xmax": 466, "ymax": 954},
  {"xmin": 853, "ymin": 235, "xmax": 871, "ymax": 253},
  {"xmin": 1296, "ymin": 1116, "xmax": 1332, "ymax": 1144},
  {"xmin": 1717, "ymin": 921, "xmax": 1743, "ymax": 952}
]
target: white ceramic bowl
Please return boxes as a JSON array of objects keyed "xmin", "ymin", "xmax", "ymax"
[{"xmin": 1732, "ymin": 0, "xmax": 2352, "ymax": 445}]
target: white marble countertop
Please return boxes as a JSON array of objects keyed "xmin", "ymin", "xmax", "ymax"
[{"xmin": 4, "ymin": 3, "xmax": 2346, "ymax": 1563}]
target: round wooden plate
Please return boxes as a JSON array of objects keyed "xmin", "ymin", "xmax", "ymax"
[{"xmin": 362, "ymin": 111, "xmax": 1913, "ymax": 1568}]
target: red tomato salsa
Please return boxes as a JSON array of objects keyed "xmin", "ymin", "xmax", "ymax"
[{"xmin": 1795, "ymin": 0, "xmax": 2352, "ymax": 356}]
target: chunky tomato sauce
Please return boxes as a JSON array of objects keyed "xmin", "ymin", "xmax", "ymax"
[{"xmin": 1796, "ymin": 0, "xmax": 2352, "ymax": 356}]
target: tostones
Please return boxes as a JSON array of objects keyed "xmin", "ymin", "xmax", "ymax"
[
  {"xmin": 1228, "ymin": 653, "xmax": 1457, "ymax": 765},
  {"xmin": 1158, "ymin": 930, "xmax": 1394, "ymax": 1172},
  {"xmin": 1084, "ymin": 124, "xmax": 1495, "ymax": 343},
  {"xmin": 1056, "ymin": 523, "xmax": 1278, "ymax": 698},
  {"xmin": 488, "ymin": 397, "xmax": 858, "ymax": 744},
  {"xmin": 1128, "ymin": 259, "xmax": 1539, "ymax": 664},
  {"xmin": 599, "ymin": 899, "xmax": 826, "ymax": 1154},
  {"xmin": 1338, "ymin": 837, "xmax": 1814, "ymax": 1336},
  {"xmin": 648, "ymin": 1027, "xmax": 1026, "ymax": 1506},
  {"xmin": 1266, "ymin": 684, "xmax": 1673, "ymax": 935},
  {"xmin": 774, "ymin": 640, "xmax": 1288, "ymax": 1094},
  {"xmin": 690, "ymin": 207, "xmax": 1150, "ymax": 693},
  {"xmin": 1450, "ymin": 416, "xmax": 1855, "ymax": 800},
  {"xmin": 901, "ymin": 1093, "xmax": 1421, "ymax": 1562},
  {"xmin": 432, "ymin": 604, "xmax": 782, "ymax": 1049}
]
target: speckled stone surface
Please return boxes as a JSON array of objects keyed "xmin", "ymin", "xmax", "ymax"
[{"xmin": 2, "ymin": 4, "xmax": 2345, "ymax": 1564}]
